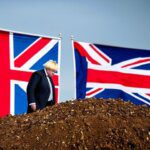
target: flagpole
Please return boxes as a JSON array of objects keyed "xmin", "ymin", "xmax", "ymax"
[
  {"xmin": 57, "ymin": 33, "xmax": 62, "ymax": 104},
  {"xmin": 71, "ymin": 35, "xmax": 76, "ymax": 100}
]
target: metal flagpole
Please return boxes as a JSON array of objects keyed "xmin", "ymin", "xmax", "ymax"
[
  {"xmin": 70, "ymin": 35, "xmax": 77, "ymax": 99},
  {"xmin": 57, "ymin": 33, "xmax": 62, "ymax": 103}
]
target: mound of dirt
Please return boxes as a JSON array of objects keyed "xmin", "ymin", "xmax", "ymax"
[{"xmin": 0, "ymin": 98, "xmax": 149, "ymax": 150}]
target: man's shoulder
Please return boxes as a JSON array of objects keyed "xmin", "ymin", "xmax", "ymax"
[{"xmin": 33, "ymin": 69, "xmax": 45, "ymax": 77}]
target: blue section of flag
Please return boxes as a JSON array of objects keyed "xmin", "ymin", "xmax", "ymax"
[
  {"xmin": 95, "ymin": 44, "xmax": 150, "ymax": 68},
  {"xmin": 15, "ymin": 85, "xmax": 28, "ymax": 115},
  {"xmin": 75, "ymin": 48, "xmax": 87, "ymax": 99},
  {"xmin": 13, "ymin": 33, "xmax": 39, "ymax": 57},
  {"xmin": 133, "ymin": 63, "xmax": 150, "ymax": 70}
]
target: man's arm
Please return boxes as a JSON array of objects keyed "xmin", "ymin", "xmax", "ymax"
[{"xmin": 27, "ymin": 72, "xmax": 41, "ymax": 105}]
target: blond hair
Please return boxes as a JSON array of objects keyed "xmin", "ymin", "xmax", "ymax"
[{"xmin": 43, "ymin": 60, "xmax": 58, "ymax": 71}]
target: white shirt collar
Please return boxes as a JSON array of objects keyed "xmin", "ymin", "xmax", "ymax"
[{"xmin": 44, "ymin": 68, "xmax": 48, "ymax": 76}]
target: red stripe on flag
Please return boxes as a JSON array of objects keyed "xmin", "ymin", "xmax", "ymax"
[
  {"xmin": 51, "ymin": 74, "xmax": 58, "ymax": 86},
  {"xmin": 87, "ymin": 69, "xmax": 150, "ymax": 89},
  {"xmin": 14, "ymin": 38, "xmax": 51, "ymax": 67},
  {"xmin": 74, "ymin": 42, "xmax": 101, "ymax": 65},
  {"xmin": 54, "ymin": 88, "xmax": 58, "ymax": 104},
  {"xmin": 0, "ymin": 31, "xmax": 10, "ymax": 117},
  {"xmin": 51, "ymin": 74, "xmax": 58, "ymax": 104},
  {"xmin": 90, "ymin": 44, "xmax": 110, "ymax": 63},
  {"xmin": 10, "ymin": 70, "xmax": 32, "ymax": 82},
  {"xmin": 121, "ymin": 58, "xmax": 150, "ymax": 68},
  {"xmin": 86, "ymin": 88, "xmax": 103, "ymax": 96}
]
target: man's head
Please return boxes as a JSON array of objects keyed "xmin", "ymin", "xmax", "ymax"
[{"xmin": 44, "ymin": 60, "xmax": 58, "ymax": 77}]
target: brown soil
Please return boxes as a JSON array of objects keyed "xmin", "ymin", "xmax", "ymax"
[{"xmin": 0, "ymin": 98, "xmax": 149, "ymax": 150}]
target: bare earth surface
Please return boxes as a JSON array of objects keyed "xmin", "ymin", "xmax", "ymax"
[{"xmin": 0, "ymin": 98, "xmax": 150, "ymax": 150}]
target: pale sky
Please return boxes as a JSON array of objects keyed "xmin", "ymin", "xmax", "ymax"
[{"xmin": 0, "ymin": 0, "xmax": 150, "ymax": 102}]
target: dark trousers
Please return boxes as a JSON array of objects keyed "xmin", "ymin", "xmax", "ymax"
[{"xmin": 46, "ymin": 100, "xmax": 55, "ymax": 106}]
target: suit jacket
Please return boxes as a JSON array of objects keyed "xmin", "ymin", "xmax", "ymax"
[{"xmin": 27, "ymin": 69, "xmax": 55, "ymax": 112}]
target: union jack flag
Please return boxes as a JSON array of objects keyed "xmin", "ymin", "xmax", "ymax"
[
  {"xmin": 73, "ymin": 41, "xmax": 150, "ymax": 106},
  {"xmin": 0, "ymin": 29, "xmax": 61, "ymax": 117}
]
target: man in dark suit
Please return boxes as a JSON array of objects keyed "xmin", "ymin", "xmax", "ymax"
[{"xmin": 27, "ymin": 60, "xmax": 58, "ymax": 113}]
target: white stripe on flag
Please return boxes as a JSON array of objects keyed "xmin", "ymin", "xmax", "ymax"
[
  {"xmin": 80, "ymin": 42, "xmax": 111, "ymax": 66},
  {"xmin": 88, "ymin": 63, "xmax": 150, "ymax": 76},
  {"xmin": 86, "ymin": 83, "xmax": 150, "ymax": 93}
]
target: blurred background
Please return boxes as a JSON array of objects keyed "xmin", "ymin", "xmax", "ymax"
[{"xmin": 0, "ymin": 0, "xmax": 150, "ymax": 102}]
